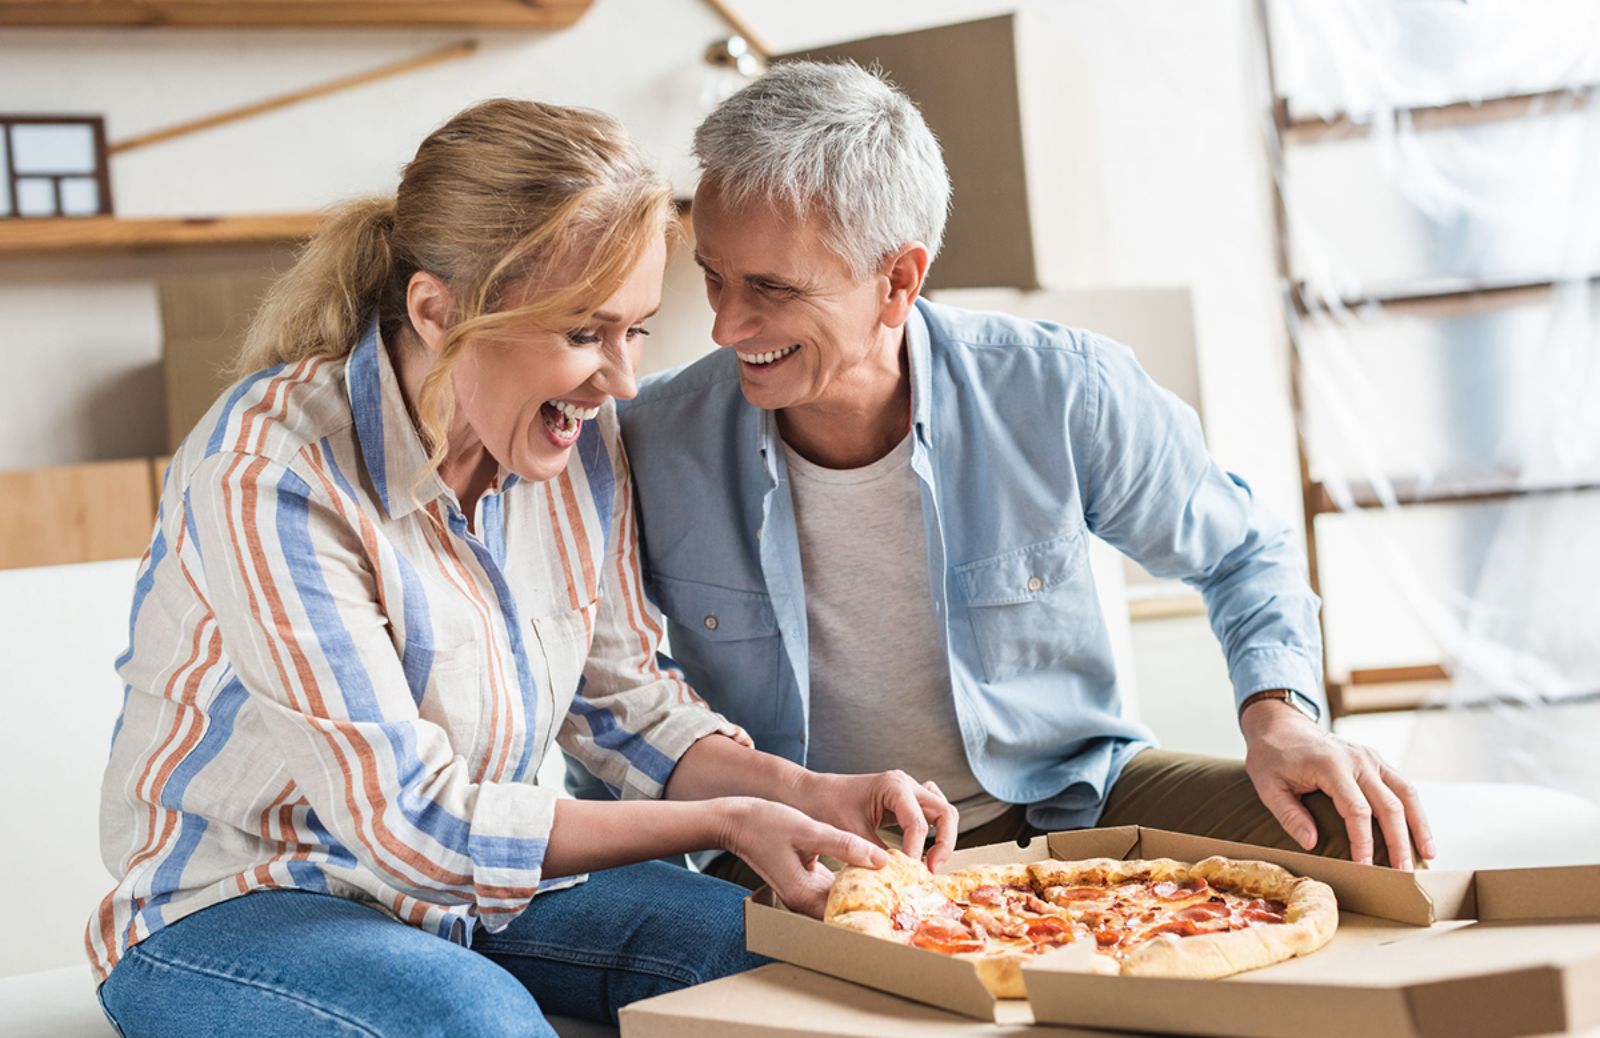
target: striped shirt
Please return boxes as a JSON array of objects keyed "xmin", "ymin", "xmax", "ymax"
[{"xmin": 87, "ymin": 319, "xmax": 742, "ymax": 983}]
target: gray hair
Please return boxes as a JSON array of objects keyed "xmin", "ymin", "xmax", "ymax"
[{"xmin": 692, "ymin": 60, "xmax": 951, "ymax": 280}]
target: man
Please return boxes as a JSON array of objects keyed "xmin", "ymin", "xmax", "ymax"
[{"xmin": 605, "ymin": 61, "xmax": 1434, "ymax": 882}]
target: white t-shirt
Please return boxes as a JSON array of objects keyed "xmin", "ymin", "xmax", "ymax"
[{"xmin": 783, "ymin": 434, "xmax": 1009, "ymax": 834}]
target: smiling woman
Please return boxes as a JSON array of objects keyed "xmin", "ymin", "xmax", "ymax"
[{"xmin": 88, "ymin": 98, "xmax": 957, "ymax": 1038}]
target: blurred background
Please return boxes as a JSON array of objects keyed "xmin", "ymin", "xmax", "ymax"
[{"xmin": 2, "ymin": 0, "xmax": 1598, "ymax": 998}]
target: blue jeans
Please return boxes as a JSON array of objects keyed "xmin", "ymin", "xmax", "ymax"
[{"xmin": 96, "ymin": 861, "xmax": 767, "ymax": 1037}]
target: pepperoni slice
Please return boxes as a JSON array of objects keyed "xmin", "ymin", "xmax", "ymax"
[
  {"xmin": 1142, "ymin": 918, "xmax": 1202, "ymax": 939},
  {"xmin": 967, "ymin": 885, "xmax": 1007, "ymax": 908},
  {"xmin": 1024, "ymin": 916, "xmax": 1074, "ymax": 940},
  {"xmin": 1151, "ymin": 877, "xmax": 1210, "ymax": 901},
  {"xmin": 909, "ymin": 916, "xmax": 984, "ymax": 954},
  {"xmin": 1246, "ymin": 898, "xmax": 1288, "ymax": 915},
  {"xmin": 1173, "ymin": 902, "xmax": 1230, "ymax": 923},
  {"xmin": 1242, "ymin": 907, "xmax": 1286, "ymax": 925},
  {"xmin": 1048, "ymin": 885, "xmax": 1111, "ymax": 903},
  {"xmin": 1095, "ymin": 928, "xmax": 1127, "ymax": 948}
]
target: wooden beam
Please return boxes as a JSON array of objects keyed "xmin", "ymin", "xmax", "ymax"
[
  {"xmin": 0, "ymin": 460, "xmax": 157, "ymax": 570},
  {"xmin": 1310, "ymin": 474, "xmax": 1600, "ymax": 516},
  {"xmin": 0, "ymin": 213, "xmax": 319, "ymax": 257},
  {"xmin": 1284, "ymin": 83, "xmax": 1599, "ymax": 144},
  {"xmin": 1292, "ymin": 274, "xmax": 1598, "ymax": 320},
  {"xmin": 110, "ymin": 40, "xmax": 479, "ymax": 156},
  {"xmin": 0, "ymin": 1, "xmax": 592, "ymax": 28}
]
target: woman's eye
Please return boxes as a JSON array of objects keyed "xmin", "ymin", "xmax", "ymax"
[
  {"xmin": 625, "ymin": 326, "xmax": 652, "ymax": 341},
  {"xmin": 566, "ymin": 330, "xmax": 602, "ymax": 346}
]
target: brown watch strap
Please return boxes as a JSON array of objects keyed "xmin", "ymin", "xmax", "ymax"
[{"xmin": 1239, "ymin": 688, "xmax": 1315, "ymax": 721}]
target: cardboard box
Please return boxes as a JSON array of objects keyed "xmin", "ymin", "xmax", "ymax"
[
  {"xmin": 780, "ymin": 12, "xmax": 1104, "ymax": 292},
  {"xmin": 619, "ymin": 962, "xmax": 1104, "ymax": 1037},
  {"xmin": 743, "ymin": 825, "xmax": 1600, "ymax": 1038}
]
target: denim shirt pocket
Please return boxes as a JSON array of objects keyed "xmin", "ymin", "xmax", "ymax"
[
  {"xmin": 955, "ymin": 525, "xmax": 1097, "ymax": 685},
  {"xmin": 650, "ymin": 575, "xmax": 785, "ymax": 731}
]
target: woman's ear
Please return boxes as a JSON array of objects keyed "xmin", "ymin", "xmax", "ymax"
[{"xmin": 406, "ymin": 271, "xmax": 454, "ymax": 354}]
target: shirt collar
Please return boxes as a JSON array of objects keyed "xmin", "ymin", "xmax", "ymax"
[
  {"xmin": 345, "ymin": 315, "xmax": 452, "ymax": 520},
  {"xmin": 906, "ymin": 299, "xmax": 935, "ymax": 447}
]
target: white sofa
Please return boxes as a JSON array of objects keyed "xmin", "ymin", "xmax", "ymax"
[{"xmin": 5, "ymin": 559, "xmax": 1600, "ymax": 1038}]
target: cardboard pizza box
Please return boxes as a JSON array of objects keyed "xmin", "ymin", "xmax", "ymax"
[{"xmin": 743, "ymin": 825, "xmax": 1600, "ymax": 1036}]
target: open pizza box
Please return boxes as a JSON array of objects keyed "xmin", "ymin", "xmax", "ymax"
[{"xmin": 743, "ymin": 825, "xmax": 1600, "ymax": 1037}]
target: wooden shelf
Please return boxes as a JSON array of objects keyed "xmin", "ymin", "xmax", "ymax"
[
  {"xmin": 0, "ymin": 214, "xmax": 321, "ymax": 257},
  {"xmin": 0, "ymin": 0, "xmax": 591, "ymax": 28}
]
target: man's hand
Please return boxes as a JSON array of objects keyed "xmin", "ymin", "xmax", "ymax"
[
  {"xmin": 1241, "ymin": 698, "xmax": 1436, "ymax": 870},
  {"xmin": 788, "ymin": 769, "xmax": 960, "ymax": 872}
]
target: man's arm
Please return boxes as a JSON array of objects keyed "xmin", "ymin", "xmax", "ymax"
[{"xmin": 1076, "ymin": 332, "xmax": 1434, "ymax": 868}]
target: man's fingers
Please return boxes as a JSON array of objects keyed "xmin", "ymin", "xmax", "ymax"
[
  {"xmin": 919, "ymin": 781, "xmax": 960, "ymax": 871},
  {"xmin": 1383, "ymin": 764, "xmax": 1437, "ymax": 861},
  {"xmin": 1324, "ymin": 771, "xmax": 1375, "ymax": 865},
  {"xmin": 1359, "ymin": 768, "xmax": 1412, "ymax": 870},
  {"xmin": 1258, "ymin": 781, "xmax": 1319, "ymax": 851},
  {"xmin": 889, "ymin": 779, "xmax": 930, "ymax": 863}
]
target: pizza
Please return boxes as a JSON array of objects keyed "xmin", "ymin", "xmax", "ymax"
[{"xmin": 824, "ymin": 851, "xmax": 1338, "ymax": 997}]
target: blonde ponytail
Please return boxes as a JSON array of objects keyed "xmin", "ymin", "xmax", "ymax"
[{"xmin": 234, "ymin": 196, "xmax": 399, "ymax": 374}]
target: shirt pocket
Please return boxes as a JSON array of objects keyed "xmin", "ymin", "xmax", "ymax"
[
  {"xmin": 955, "ymin": 526, "xmax": 1098, "ymax": 685},
  {"xmin": 529, "ymin": 597, "xmax": 599, "ymax": 757},
  {"xmin": 650, "ymin": 575, "xmax": 785, "ymax": 731},
  {"xmin": 418, "ymin": 641, "xmax": 488, "ymax": 777}
]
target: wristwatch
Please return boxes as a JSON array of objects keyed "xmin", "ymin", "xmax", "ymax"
[{"xmin": 1238, "ymin": 688, "xmax": 1322, "ymax": 725}]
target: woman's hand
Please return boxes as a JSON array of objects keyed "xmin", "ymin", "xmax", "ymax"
[
  {"xmin": 717, "ymin": 797, "xmax": 888, "ymax": 918},
  {"xmin": 788, "ymin": 770, "xmax": 960, "ymax": 873}
]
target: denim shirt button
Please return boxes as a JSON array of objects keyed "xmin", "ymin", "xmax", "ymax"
[{"xmin": 703, "ymin": 614, "xmax": 719, "ymax": 631}]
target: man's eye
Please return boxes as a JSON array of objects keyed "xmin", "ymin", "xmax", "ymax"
[
  {"xmin": 758, "ymin": 282, "xmax": 795, "ymax": 297},
  {"xmin": 566, "ymin": 330, "xmax": 602, "ymax": 346}
]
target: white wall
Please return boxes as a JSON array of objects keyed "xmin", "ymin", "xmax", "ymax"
[{"xmin": 0, "ymin": 0, "xmax": 1299, "ymax": 538}]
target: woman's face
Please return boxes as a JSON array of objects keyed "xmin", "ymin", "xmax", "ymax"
[{"xmin": 450, "ymin": 234, "xmax": 666, "ymax": 484}]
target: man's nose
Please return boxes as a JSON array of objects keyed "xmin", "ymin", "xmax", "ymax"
[{"xmin": 710, "ymin": 291, "xmax": 761, "ymax": 348}]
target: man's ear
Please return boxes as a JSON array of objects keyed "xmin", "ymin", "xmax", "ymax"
[
  {"xmin": 406, "ymin": 271, "xmax": 454, "ymax": 355},
  {"xmin": 879, "ymin": 242, "xmax": 931, "ymax": 329}
]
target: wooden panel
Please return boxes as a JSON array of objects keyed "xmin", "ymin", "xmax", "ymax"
[
  {"xmin": 0, "ymin": 0, "xmax": 591, "ymax": 28},
  {"xmin": 160, "ymin": 267, "xmax": 285, "ymax": 450},
  {"xmin": 0, "ymin": 460, "xmax": 157, "ymax": 570},
  {"xmin": 0, "ymin": 214, "xmax": 320, "ymax": 257}
]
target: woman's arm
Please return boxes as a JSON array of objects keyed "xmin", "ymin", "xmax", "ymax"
[
  {"xmin": 665, "ymin": 735, "xmax": 961, "ymax": 872},
  {"xmin": 543, "ymin": 793, "xmax": 887, "ymax": 918}
]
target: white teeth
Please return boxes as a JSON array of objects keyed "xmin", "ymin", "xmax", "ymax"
[
  {"xmin": 736, "ymin": 344, "xmax": 800, "ymax": 365},
  {"xmin": 551, "ymin": 400, "xmax": 600, "ymax": 421}
]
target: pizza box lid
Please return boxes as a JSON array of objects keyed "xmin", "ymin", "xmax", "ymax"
[
  {"xmin": 743, "ymin": 825, "xmax": 1454, "ymax": 1022},
  {"xmin": 1024, "ymin": 840, "xmax": 1600, "ymax": 1038}
]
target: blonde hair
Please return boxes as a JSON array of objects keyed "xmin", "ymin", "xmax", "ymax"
[{"xmin": 238, "ymin": 98, "xmax": 673, "ymax": 483}]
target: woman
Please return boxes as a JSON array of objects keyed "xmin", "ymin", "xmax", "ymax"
[{"xmin": 88, "ymin": 99, "xmax": 957, "ymax": 1037}]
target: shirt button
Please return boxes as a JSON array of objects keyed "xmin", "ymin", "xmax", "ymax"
[
  {"xmin": 704, "ymin": 615, "xmax": 720, "ymax": 631},
  {"xmin": 1026, "ymin": 576, "xmax": 1044, "ymax": 592}
]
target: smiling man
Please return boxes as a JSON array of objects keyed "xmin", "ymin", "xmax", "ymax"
[{"xmin": 601, "ymin": 61, "xmax": 1434, "ymax": 881}]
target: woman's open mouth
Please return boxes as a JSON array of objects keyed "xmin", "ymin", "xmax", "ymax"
[{"xmin": 539, "ymin": 398, "xmax": 599, "ymax": 448}]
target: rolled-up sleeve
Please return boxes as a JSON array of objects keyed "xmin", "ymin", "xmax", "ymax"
[
  {"xmin": 186, "ymin": 450, "xmax": 559, "ymax": 930},
  {"xmin": 559, "ymin": 426, "xmax": 748, "ymax": 800},
  {"xmin": 1076, "ymin": 334, "xmax": 1325, "ymax": 713}
]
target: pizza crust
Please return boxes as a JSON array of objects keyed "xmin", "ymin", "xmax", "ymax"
[{"xmin": 825, "ymin": 850, "xmax": 1339, "ymax": 996}]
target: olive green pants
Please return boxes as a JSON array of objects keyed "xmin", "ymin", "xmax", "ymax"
[{"xmin": 702, "ymin": 748, "xmax": 1407, "ymax": 889}]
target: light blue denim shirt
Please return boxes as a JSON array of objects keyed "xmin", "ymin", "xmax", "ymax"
[{"xmin": 597, "ymin": 298, "xmax": 1323, "ymax": 829}]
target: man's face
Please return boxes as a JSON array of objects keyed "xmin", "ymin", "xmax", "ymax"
[{"xmin": 692, "ymin": 181, "xmax": 889, "ymax": 413}]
